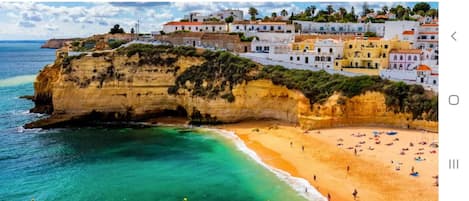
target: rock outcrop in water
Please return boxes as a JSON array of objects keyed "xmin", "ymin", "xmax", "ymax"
[{"xmin": 26, "ymin": 44, "xmax": 438, "ymax": 132}]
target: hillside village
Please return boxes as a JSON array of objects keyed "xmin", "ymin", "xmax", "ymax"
[{"xmin": 62, "ymin": 3, "xmax": 439, "ymax": 90}]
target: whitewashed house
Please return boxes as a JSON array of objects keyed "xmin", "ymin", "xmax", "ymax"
[{"xmin": 229, "ymin": 21, "xmax": 295, "ymax": 33}]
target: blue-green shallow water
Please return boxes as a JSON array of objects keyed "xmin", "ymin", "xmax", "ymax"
[{"xmin": 0, "ymin": 41, "xmax": 319, "ymax": 201}]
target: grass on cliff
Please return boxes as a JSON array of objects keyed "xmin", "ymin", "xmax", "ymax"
[
  {"xmin": 258, "ymin": 65, "xmax": 438, "ymax": 121},
  {"xmin": 168, "ymin": 49, "xmax": 259, "ymax": 102}
]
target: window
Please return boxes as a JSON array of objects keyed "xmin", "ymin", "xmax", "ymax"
[
  {"xmin": 327, "ymin": 57, "xmax": 331, "ymax": 62},
  {"xmin": 305, "ymin": 57, "xmax": 309, "ymax": 64},
  {"xmin": 384, "ymin": 45, "xmax": 388, "ymax": 49},
  {"xmin": 367, "ymin": 62, "xmax": 371, "ymax": 67},
  {"xmin": 349, "ymin": 45, "xmax": 353, "ymax": 49},
  {"xmin": 375, "ymin": 63, "xmax": 378, "ymax": 68},
  {"xmin": 414, "ymin": 56, "xmax": 418, "ymax": 61},
  {"xmin": 263, "ymin": 26, "xmax": 267, "ymax": 30},
  {"xmin": 320, "ymin": 27, "xmax": 324, "ymax": 31},
  {"xmin": 430, "ymin": 36, "xmax": 435, "ymax": 39},
  {"xmin": 355, "ymin": 62, "xmax": 358, "ymax": 67},
  {"xmin": 189, "ymin": 27, "xmax": 191, "ymax": 30},
  {"xmin": 408, "ymin": 55, "xmax": 411, "ymax": 60},
  {"xmin": 358, "ymin": 27, "xmax": 363, "ymax": 31},
  {"xmin": 297, "ymin": 56, "xmax": 300, "ymax": 61},
  {"xmin": 175, "ymin": 27, "xmax": 178, "ymax": 30},
  {"xmin": 383, "ymin": 53, "xmax": 386, "ymax": 58},
  {"xmin": 430, "ymin": 44, "xmax": 434, "ymax": 48},
  {"xmin": 394, "ymin": 55, "xmax": 397, "ymax": 60},
  {"xmin": 290, "ymin": 56, "xmax": 293, "ymax": 61},
  {"xmin": 219, "ymin": 27, "xmax": 222, "ymax": 30},
  {"xmin": 339, "ymin": 27, "xmax": 344, "ymax": 31},
  {"xmin": 400, "ymin": 55, "xmax": 403, "ymax": 60},
  {"xmin": 236, "ymin": 26, "xmax": 239, "ymax": 30},
  {"xmin": 367, "ymin": 52, "xmax": 371, "ymax": 58},
  {"xmin": 329, "ymin": 48, "xmax": 333, "ymax": 53},
  {"xmin": 318, "ymin": 48, "xmax": 321, "ymax": 53},
  {"xmin": 316, "ymin": 56, "xmax": 320, "ymax": 61},
  {"xmin": 278, "ymin": 26, "xmax": 281, "ymax": 30},
  {"xmin": 393, "ymin": 64, "xmax": 397, "ymax": 69},
  {"xmin": 336, "ymin": 62, "xmax": 338, "ymax": 66},
  {"xmin": 270, "ymin": 26, "xmax": 274, "ymax": 31}
]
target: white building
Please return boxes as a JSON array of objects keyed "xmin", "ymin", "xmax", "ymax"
[
  {"xmin": 162, "ymin": 21, "xmax": 228, "ymax": 33},
  {"xmin": 383, "ymin": 21, "xmax": 419, "ymax": 40},
  {"xmin": 265, "ymin": 39, "xmax": 344, "ymax": 70},
  {"xmin": 389, "ymin": 49, "xmax": 422, "ymax": 70},
  {"xmin": 230, "ymin": 21, "xmax": 295, "ymax": 33},
  {"xmin": 251, "ymin": 33, "xmax": 294, "ymax": 53},
  {"xmin": 292, "ymin": 21, "xmax": 385, "ymax": 36},
  {"xmin": 184, "ymin": 9, "xmax": 244, "ymax": 22},
  {"xmin": 416, "ymin": 23, "xmax": 438, "ymax": 50}
]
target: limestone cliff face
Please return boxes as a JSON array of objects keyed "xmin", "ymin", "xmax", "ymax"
[
  {"xmin": 28, "ymin": 49, "xmax": 437, "ymax": 132},
  {"xmin": 41, "ymin": 38, "xmax": 77, "ymax": 49}
]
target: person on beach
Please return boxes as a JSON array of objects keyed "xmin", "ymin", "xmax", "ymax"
[
  {"xmin": 352, "ymin": 189, "xmax": 358, "ymax": 200},
  {"xmin": 327, "ymin": 193, "xmax": 331, "ymax": 201},
  {"xmin": 411, "ymin": 166, "xmax": 415, "ymax": 173},
  {"xmin": 313, "ymin": 174, "xmax": 316, "ymax": 181},
  {"xmin": 354, "ymin": 148, "xmax": 357, "ymax": 156},
  {"xmin": 347, "ymin": 165, "xmax": 350, "ymax": 173},
  {"xmin": 290, "ymin": 141, "xmax": 293, "ymax": 147},
  {"xmin": 302, "ymin": 145, "xmax": 304, "ymax": 152},
  {"xmin": 305, "ymin": 187, "xmax": 308, "ymax": 193}
]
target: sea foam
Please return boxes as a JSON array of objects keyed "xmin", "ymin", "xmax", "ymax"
[
  {"xmin": 0, "ymin": 74, "xmax": 36, "ymax": 88},
  {"xmin": 204, "ymin": 128, "xmax": 327, "ymax": 201}
]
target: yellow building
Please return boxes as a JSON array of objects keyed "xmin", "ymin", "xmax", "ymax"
[
  {"xmin": 292, "ymin": 39, "xmax": 316, "ymax": 52},
  {"xmin": 335, "ymin": 37, "xmax": 412, "ymax": 75}
]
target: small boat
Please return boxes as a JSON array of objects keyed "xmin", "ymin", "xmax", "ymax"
[{"xmin": 386, "ymin": 131, "xmax": 398, "ymax": 135}]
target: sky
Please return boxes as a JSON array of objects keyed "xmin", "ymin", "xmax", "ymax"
[{"xmin": 0, "ymin": 1, "xmax": 438, "ymax": 40}]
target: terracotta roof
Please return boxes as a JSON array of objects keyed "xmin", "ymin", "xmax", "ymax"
[
  {"xmin": 258, "ymin": 21, "xmax": 287, "ymax": 25},
  {"xmin": 375, "ymin": 15, "xmax": 388, "ymax": 19},
  {"xmin": 202, "ymin": 21, "xmax": 227, "ymax": 25},
  {"xmin": 417, "ymin": 64, "xmax": 432, "ymax": 71},
  {"xmin": 402, "ymin": 30, "xmax": 415, "ymax": 35},
  {"xmin": 165, "ymin": 21, "xmax": 203, "ymax": 26},
  {"xmin": 421, "ymin": 23, "xmax": 438, "ymax": 27},
  {"xmin": 232, "ymin": 20, "xmax": 252, "ymax": 24},
  {"xmin": 390, "ymin": 49, "xmax": 422, "ymax": 54}
]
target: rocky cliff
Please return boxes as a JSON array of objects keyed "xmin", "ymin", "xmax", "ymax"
[
  {"xmin": 26, "ymin": 44, "xmax": 438, "ymax": 132},
  {"xmin": 41, "ymin": 38, "xmax": 78, "ymax": 49}
]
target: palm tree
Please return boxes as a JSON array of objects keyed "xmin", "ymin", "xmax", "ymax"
[
  {"xmin": 339, "ymin": 7, "xmax": 347, "ymax": 20},
  {"xmin": 271, "ymin": 12, "xmax": 277, "ymax": 18},
  {"xmin": 382, "ymin": 6, "xmax": 389, "ymax": 14},
  {"xmin": 280, "ymin": 9, "xmax": 288, "ymax": 17},
  {"xmin": 248, "ymin": 7, "xmax": 258, "ymax": 21},
  {"xmin": 326, "ymin": 5, "xmax": 335, "ymax": 15}
]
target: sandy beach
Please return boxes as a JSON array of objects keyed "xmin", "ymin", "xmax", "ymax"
[{"xmin": 217, "ymin": 121, "xmax": 438, "ymax": 201}]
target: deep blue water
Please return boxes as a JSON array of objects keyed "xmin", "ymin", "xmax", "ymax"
[{"xmin": 0, "ymin": 41, "xmax": 316, "ymax": 201}]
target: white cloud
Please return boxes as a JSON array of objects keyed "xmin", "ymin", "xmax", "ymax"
[{"xmin": 18, "ymin": 20, "xmax": 35, "ymax": 28}]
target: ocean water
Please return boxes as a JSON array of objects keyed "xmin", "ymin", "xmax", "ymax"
[{"xmin": 0, "ymin": 41, "xmax": 321, "ymax": 201}]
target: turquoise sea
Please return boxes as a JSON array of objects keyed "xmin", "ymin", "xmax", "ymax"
[{"xmin": 0, "ymin": 41, "xmax": 323, "ymax": 201}]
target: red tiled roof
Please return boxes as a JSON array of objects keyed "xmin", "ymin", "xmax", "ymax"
[
  {"xmin": 376, "ymin": 15, "xmax": 388, "ymax": 19},
  {"xmin": 164, "ymin": 21, "xmax": 203, "ymax": 26},
  {"xmin": 403, "ymin": 30, "xmax": 415, "ymax": 35},
  {"xmin": 417, "ymin": 64, "xmax": 432, "ymax": 71}
]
